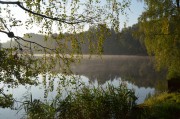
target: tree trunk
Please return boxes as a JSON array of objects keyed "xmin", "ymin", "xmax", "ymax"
[{"xmin": 168, "ymin": 78, "xmax": 180, "ymax": 92}]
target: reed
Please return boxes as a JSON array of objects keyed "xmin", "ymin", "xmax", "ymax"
[{"xmin": 24, "ymin": 82, "xmax": 137, "ymax": 119}]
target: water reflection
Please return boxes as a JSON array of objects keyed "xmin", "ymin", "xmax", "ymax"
[
  {"xmin": 83, "ymin": 76, "xmax": 155, "ymax": 104},
  {"xmin": 0, "ymin": 55, "xmax": 167, "ymax": 119},
  {"xmin": 0, "ymin": 75, "xmax": 154, "ymax": 119},
  {"xmin": 71, "ymin": 55, "xmax": 167, "ymax": 88}
]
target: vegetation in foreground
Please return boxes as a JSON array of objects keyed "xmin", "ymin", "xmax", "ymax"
[
  {"xmin": 22, "ymin": 84, "xmax": 180, "ymax": 119},
  {"xmin": 131, "ymin": 92, "xmax": 180, "ymax": 119},
  {"xmin": 23, "ymin": 83, "xmax": 137, "ymax": 119}
]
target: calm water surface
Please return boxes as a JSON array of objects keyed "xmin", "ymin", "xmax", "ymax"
[{"xmin": 0, "ymin": 55, "xmax": 167, "ymax": 119}]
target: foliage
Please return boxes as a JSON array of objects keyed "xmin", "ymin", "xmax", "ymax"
[
  {"xmin": 23, "ymin": 82, "xmax": 137, "ymax": 119},
  {"xmin": 2, "ymin": 25, "xmax": 147, "ymax": 55},
  {"xmin": 0, "ymin": 94, "xmax": 14, "ymax": 108},
  {"xmin": 0, "ymin": 0, "xmax": 131, "ymax": 109},
  {"xmin": 0, "ymin": 49, "xmax": 39, "ymax": 85},
  {"xmin": 23, "ymin": 99, "xmax": 56, "ymax": 119},
  {"xmin": 0, "ymin": 0, "xmax": 130, "ymax": 57},
  {"xmin": 133, "ymin": 92, "xmax": 180, "ymax": 119},
  {"xmin": 0, "ymin": 0, "xmax": 131, "ymax": 74},
  {"xmin": 24, "ymin": 91, "xmax": 180, "ymax": 119},
  {"xmin": 138, "ymin": 0, "xmax": 180, "ymax": 79},
  {"xmin": 0, "ymin": 49, "xmax": 41, "ymax": 108},
  {"xmin": 117, "ymin": 24, "xmax": 147, "ymax": 55}
]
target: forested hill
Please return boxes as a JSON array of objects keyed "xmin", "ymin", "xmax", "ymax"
[
  {"xmin": 103, "ymin": 24, "xmax": 147, "ymax": 55},
  {"xmin": 2, "ymin": 24, "xmax": 147, "ymax": 55}
]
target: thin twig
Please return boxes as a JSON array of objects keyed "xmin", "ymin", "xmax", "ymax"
[
  {"xmin": 15, "ymin": 36, "xmax": 56, "ymax": 51},
  {"xmin": 0, "ymin": 30, "xmax": 56, "ymax": 51},
  {"xmin": 0, "ymin": 0, "xmax": 94, "ymax": 24},
  {"xmin": 0, "ymin": 18, "xmax": 10, "ymax": 32}
]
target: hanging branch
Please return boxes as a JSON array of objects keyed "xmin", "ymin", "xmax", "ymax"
[
  {"xmin": 0, "ymin": 0, "xmax": 95, "ymax": 24},
  {"xmin": 0, "ymin": 30, "xmax": 56, "ymax": 51}
]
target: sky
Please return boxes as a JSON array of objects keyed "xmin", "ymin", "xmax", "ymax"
[
  {"xmin": 0, "ymin": 0, "xmax": 145, "ymax": 43},
  {"xmin": 125, "ymin": 0, "xmax": 145, "ymax": 26}
]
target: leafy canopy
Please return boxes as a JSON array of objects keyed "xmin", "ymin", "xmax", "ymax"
[
  {"xmin": 0, "ymin": 0, "xmax": 131, "ymax": 108},
  {"xmin": 0, "ymin": 0, "xmax": 130, "ymax": 73},
  {"xmin": 138, "ymin": 0, "xmax": 180, "ymax": 79}
]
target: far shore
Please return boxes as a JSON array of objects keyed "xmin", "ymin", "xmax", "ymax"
[{"xmin": 32, "ymin": 54, "xmax": 150, "ymax": 59}]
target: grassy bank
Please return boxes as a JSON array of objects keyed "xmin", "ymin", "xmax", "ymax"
[{"xmin": 131, "ymin": 92, "xmax": 180, "ymax": 119}]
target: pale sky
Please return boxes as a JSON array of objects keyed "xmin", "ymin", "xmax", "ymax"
[
  {"xmin": 125, "ymin": 0, "xmax": 145, "ymax": 26},
  {"xmin": 0, "ymin": 0, "xmax": 145, "ymax": 43}
]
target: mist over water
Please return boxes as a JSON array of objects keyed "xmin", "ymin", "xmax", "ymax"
[
  {"xmin": 71, "ymin": 55, "xmax": 166, "ymax": 87},
  {"xmin": 0, "ymin": 55, "xmax": 167, "ymax": 119}
]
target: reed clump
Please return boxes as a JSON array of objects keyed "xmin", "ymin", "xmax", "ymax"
[
  {"xmin": 56, "ymin": 83, "xmax": 137, "ymax": 119},
  {"xmin": 24, "ymin": 82, "xmax": 137, "ymax": 119}
]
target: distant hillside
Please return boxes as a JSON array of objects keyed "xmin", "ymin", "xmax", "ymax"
[
  {"xmin": 2, "ymin": 33, "xmax": 55, "ymax": 52},
  {"xmin": 2, "ymin": 24, "xmax": 147, "ymax": 55}
]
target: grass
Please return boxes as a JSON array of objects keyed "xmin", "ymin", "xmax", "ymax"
[
  {"xmin": 56, "ymin": 83, "xmax": 137, "ymax": 119},
  {"xmin": 131, "ymin": 92, "xmax": 180, "ymax": 119},
  {"xmin": 22, "ymin": 80, "xmax": 180, "ymax": 119},
  {"xmin": 23, "ymin": 82, "xmax": 137, "ymax": 119}
]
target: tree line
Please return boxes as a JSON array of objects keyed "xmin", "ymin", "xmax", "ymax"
[{"xmin": 2, "ymin": 24, "xmax": 147, "ymax": 55}]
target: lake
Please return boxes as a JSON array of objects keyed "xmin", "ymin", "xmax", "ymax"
[{"xmin": 0, "ymin": 55, "xmax": 167, "ymax": 119}]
